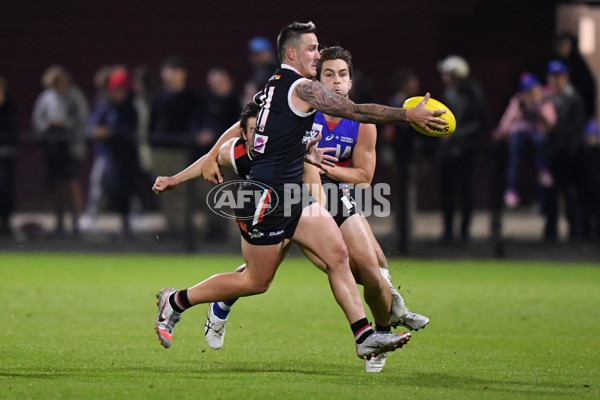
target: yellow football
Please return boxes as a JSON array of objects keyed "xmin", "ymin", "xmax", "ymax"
[{"xmin": 402, "ymin": 96, "xmax": 456, "ymax": 137}]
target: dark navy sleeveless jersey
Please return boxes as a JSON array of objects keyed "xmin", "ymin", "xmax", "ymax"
[{"xmin": 250, "ymin": 64, "xmax": 317, "ymax": 190}]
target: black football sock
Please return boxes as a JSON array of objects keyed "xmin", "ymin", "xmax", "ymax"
[
  {"xmin": 351, "ymin": 318, "xmax": 374, "ymax": 344},
  {"xmin": 375, "ymin": 323, "xmax": 392, "ymax": 333},
  {"xmin": 169, "ymin": 289, "xmax": 192, "ymax": 313}
]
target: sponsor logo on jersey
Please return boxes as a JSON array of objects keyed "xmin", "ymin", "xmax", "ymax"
[
  {"xmin": 302, "ymin": 123, "xmax": 323, "ymax": 144},
  {"xmin": 340, "ymin": 136, "xmax": 355, "ymax": 144},
  {"xmin": 325, "ymin": 133, "xmax": 335, "ymax": 141},
  {"xmin": 254, "ymin": 134, "xmax": 268, "ymax": 153},
  {"xmin": 267, "ymin": 229, "xmax": 285, "ymax": 237},
  {"xmin": 249, "ymin": 229, "xmax": 265, "ymax": 239}
]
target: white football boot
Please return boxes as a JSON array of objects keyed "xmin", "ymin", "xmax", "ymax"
[
  {"xmin": 365, "ymin": 351, "xmax": 387, "ymax": 373},
  {"xmin": 205, "ymin": 303, "xmax": 227, "ymax": 350},
  {"xmin": 380, "ymin": 268, "xmax": 430, "ymax": 331}
]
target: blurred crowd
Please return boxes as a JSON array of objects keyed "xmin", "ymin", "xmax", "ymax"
[{"xmin": 0, "ymin": 33, "xmax": 598, "ymax": 246}]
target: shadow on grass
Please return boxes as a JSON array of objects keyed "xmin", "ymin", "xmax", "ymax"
[
  {"xmin": 0, "ymin": 360, "xmax": 346, "ymax": 379},
  {"xmin": 402, "ymin": 372, "xmax": 592, "ymax": 397}
]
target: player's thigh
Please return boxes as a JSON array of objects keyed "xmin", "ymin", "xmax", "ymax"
[
  {"xmin": 300, "ymin": 246, "xmax": 328, "ymax": 274},
  {"xmin": 241, "ymin": 237, "xmax": 285, "ymax": 291},
  {"xmin": 292, "ymin": 202, "xmax": 347, "ymax": 266}
]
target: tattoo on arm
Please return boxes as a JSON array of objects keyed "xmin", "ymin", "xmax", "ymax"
[{"xmin": 296, "ymin": 81, "xmax": 407, "ymax": 124}]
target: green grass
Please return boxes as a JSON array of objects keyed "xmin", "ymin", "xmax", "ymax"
[{"xmin": 1, "ymin": 253, "xmax": 598, "ymax": 399}]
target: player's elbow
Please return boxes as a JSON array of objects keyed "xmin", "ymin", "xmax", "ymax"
[
  {"xmin": 362, "ymin": 172, "xmax": 374, "ymax": 185},
  {"xmin": 218, "ymin": 141, "xmax": 233, "ymax": 168},
  {"xmin": 351, "ymin": 170, "xmax": 373, "ymax": 185}
]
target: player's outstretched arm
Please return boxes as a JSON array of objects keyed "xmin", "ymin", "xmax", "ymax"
[
  {"xmin": 295, "ymin": 81, "xmax": 447, "ymax": 134},
  {"xmin": 152, "ymin": 154, "xmax": 208, "ymax": 194},
  {"xmin": 152, "ymin": 121, "xmax": 242, "ymax": 194}
]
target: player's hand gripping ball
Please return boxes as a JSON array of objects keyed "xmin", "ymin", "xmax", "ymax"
[{"xmin": 403, "ymin": 96, "xmax": 456, "ymax": 137}]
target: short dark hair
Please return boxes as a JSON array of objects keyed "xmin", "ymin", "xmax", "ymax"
[
  {"xmin": 240, "ymin": 101, "xmax": 260, "ymax": 134},
  {"xmin": 276, "ymin": 21, "xmax": 317, "ymax": 63},
  {"xmin": 316, "ymin": 46, "xmax": 353, "ymax": 80}
]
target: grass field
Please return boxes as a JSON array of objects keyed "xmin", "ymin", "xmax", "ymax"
[{"xmin": 1, "ymin": 252, "xmax": 599, "ymax": 399}]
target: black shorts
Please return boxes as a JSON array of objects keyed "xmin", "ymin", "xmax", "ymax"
[
  {"xmin": 235, "ymin": 182, "xmax": 316, "ymax": 245},
  {"xmin": 322, "ymin": 182, "xmax": 358, "ymax": 227}
]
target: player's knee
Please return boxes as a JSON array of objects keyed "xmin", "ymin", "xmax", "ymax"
[
  {"xmin": 326, "ymin": 241, "xmax": 349, "ymax": 270},
  {"xmin": 246, "ymin": 276, "xmax": 273, "ymax": 295},
  {"xmin": 253, "ymin": 282, "xmax": 271, "ymax": 294},
  {"xmin": 336, "ymin": 240, "xmax": 350, "ymax": 261}
]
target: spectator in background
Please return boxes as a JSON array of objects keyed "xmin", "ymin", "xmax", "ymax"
[
  {"xmin": 579, "ymin": 120, "xmax": 600, "ymax": 244},
  {"xmin": 193, "ymin": 67, "xmax": 241, "ymax": 240},
  {"xmin": 150, "ymin": 55, "xmax": 198, "ymax": 233},
  {"xmin": 194, "ymin": 68, "xmax": 241, "ymax": 158},
  {"xmin": 493, "ymin": 72, "xmax": 556, "ymax": 208},
  {"xmin": 32, "ymin": 65, "xmax": 89, "ymax": 236},
  {"xmin": 436, "ymin": 55, "xmax": 486, "ymax": 243},
  {"xmin": 131, "ymin": 65, "xmax": 158, "ymax": 216},
  {"xmin": 554, "ymin": 33, "xmax": 596, "ymax": 121},
  {"xmin": 80, "ymin": 65, "xmax": 118, "ymax": 232},
  {"xmin": 543, "ymin": 60, "xmax": 585, "ymax": 242},
  {"xmin": 132, "ymin": 66, "xmax": 155, "ymax": 174},
  {"xmin": 242, "ymin": 36, "xmax": 279, "ymax": 105},
  {"xmin": 0, "ymin": 76, "xmax": 17, "ymax": 236},
  {"xmin": 92, "ymin": 66, "xmax": 114, "ymax": 105},
  {"xmin": 89, "ymin": 69, "xmax": 139, "ymax": 235}
]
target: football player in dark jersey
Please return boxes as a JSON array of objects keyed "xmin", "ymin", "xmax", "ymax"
[
  {"xmin": 213, "ymin": 47, "xmax": 429, "ymax": 372},
  {"xmin": 153, "ymin": 21, "xmax": 446, "ymax": 363}
]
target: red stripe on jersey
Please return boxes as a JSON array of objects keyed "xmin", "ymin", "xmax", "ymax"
[
  {"xmin": 336, "ymin": 159, "xmax": 352, "ymax": 167},
  {"xmin": 233, "ymin": 142, "xmax": 247, "ymax": 161},
  {"xmin": 257, "ymin": 189, "xmax": 272, "ymax": 224},
  {"xmin": 236, "ymin": 219, "xmax": 248, "ymax": 233},
  {"xmin": 326, "ymin": 121, "xmax": 338, "ymax": 131}
]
